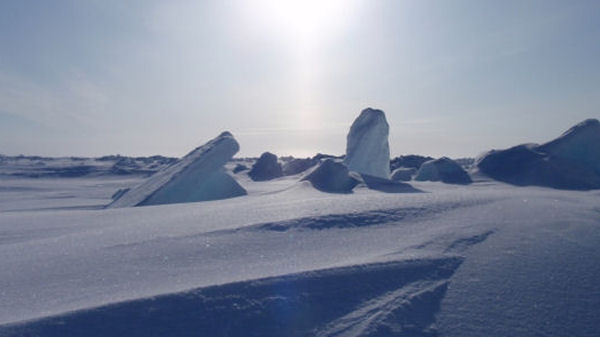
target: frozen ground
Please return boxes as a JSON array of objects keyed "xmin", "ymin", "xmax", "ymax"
[{"xmin": 0, "ymin": 170, "xmax": 599, "ymax": 336}]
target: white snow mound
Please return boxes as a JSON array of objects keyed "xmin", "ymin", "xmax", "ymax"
[
  {"xmin": 344, "ymin": 108, "xmax": 391, "ymax": 179},
  {"xmin": 109, "ymin": 132, "xmax": 246, "ymax": 208}
]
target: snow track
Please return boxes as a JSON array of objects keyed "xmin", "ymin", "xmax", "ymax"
[
  {"xmin": 1, "ymin": 257, "xmax": 463, "ymax": 337},
  {"xmin": 316, "ymin": 279, "xmax": 450, "ymax": 337}
]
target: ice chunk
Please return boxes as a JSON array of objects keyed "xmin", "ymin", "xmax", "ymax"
[
  {"xmin": 538, "ymin": 118, "xmax": 600, "ymax": 172},
  {"xmin": 248, "ymin": 152, "xmax": 283, "ymax": 181},
  {"xmin": 109, "ymin": 132, "xmax": 246, "ymax": 207},
  {"xmin": 282, "ymin": 158, "xmax": 317, "ymax": 176},
  {"xmin": 391, "ymin": 167, "xmax": 416, "ymax": 182},
  {"xmin": 360, "ymin": 174, "xmax": 421, "ymax": 193},
  {"xmin": 390, "ymin": 155, "xmax": 434, "ymax": 171},
  {"xmin": 476, "ymin": 119, "xmax": 600, "ymax": 190},
  {"xmin": 415, "ymin": 157, "xmax": 472, "ymax": 185},
  {"xmin": 344, "ymin": 108, "xmax": 390, "ymax": 179},
  {"xmin": 303, "ymin": 159, "xmax": 359, "ymax": 193},
  {"xmin": 233, "ymin": 164, "xmax": 248, "ymax": 174}
]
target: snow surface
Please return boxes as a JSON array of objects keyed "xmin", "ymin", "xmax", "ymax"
[
  {"xmin": 1, "ymin": 166, "xmax": 599, "ymax": 336},
  {"xmin": 109, "ymin": 132, "xmax": 246, "ymax": 207},
  {"xmin": 344, "ymin": 108, "xmax": 391, "ymax": 179}
]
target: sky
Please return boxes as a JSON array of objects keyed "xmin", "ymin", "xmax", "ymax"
[{"xmin": 1, "ymin": 0, "xmax": 599, "ymax": 159}]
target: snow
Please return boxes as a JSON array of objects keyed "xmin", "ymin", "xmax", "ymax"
[
  {"xmin": 109, "ymin": 132, "xmax": 246, "ymax": 207},
  {"xmin": 1, "ymin": 118, "xmax": 600, "ymax": 336},
  {"xmin": 415, "ymin": 157, "xmax": 472, "ymax": 185},
  {"xmin": 476, "ymin": 119, "xmax": 600, "ymax": 190},
  {"xmin": 248, "ymin": 152, "xmax": 284, "ymax": 181},
  {"xmin": 302, "ymin": 159, "xmax": 358, "ymax": 193},
  {"xmin": 438, "ymin": 195, "xmax": 600, "ymax": 337},
  {"xmin": 344, "ymin": 108, "xmax": 391, "ymax": 179},
  {"xmin": 1, "ymin": 171, "xmax": 599, "ymax": 336}
]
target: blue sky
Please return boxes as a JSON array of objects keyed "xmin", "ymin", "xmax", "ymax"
[{"xmin": 1, "ymin": 0, "xmax": 599, "ymax": 158}]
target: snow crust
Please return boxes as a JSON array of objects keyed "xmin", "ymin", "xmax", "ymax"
[
  {"xmin": 344, "ymin": 108, "xmax": 391, "ymax": 179},
  {"xmin": 109, "ymin": 132, "xmax": 246, "ymax": 207}
]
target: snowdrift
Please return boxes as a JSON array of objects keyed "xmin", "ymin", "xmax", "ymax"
[
  {"xmin": 476, "ymin": 119, "xmax": 600, "ymax": 190},
  {"xmin": 2, "ymin": 258, "xmax": 462, "ymax": 337},
  {"xmin": 415, "ymin": 157, "xmax": 472, "ymax": 185},
  {"xmin": 109, "ymin": 132, "xmax": 246, "ymax": 207},
  {"xmin": 344, "ymin": 108, "xmax": 391, "ymax": 179}
]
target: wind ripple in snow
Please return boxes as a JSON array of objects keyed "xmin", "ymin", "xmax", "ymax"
[
  {"xmin": 102, "ymin": 200, "xmax": 495, "ymax": 251},
  {"xmin": 443, "ymin": 230, "xmax": 495, "ymax": 254},
  {"xmin": 254, "ymin": 200, "xmax": 492, "ymax": 232}
]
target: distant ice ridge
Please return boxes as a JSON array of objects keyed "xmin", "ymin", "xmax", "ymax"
[
  {"xmin": 344, "ymin": 108, "xmax": 391, "ymax": 179},
  {"xmin": 109, "ymin": 132, "xmax": 246, "ymax": 208},
  {"xmin": 476, "ymin": 118, "xmax": 600, "ymax": 190}
]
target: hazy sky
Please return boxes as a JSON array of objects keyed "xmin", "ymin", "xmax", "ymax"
[{"xmin": 1, "ymin": 0, "xmax": 599, "ymax": 158}]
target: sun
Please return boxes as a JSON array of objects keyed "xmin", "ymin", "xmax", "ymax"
[
  {"xmin": 236, "ymin": 0, "xmax": 361, "ymax": 132},
  {"xmin": 243, "ymin": 0, "xmax": 358, "ymax": 45}
]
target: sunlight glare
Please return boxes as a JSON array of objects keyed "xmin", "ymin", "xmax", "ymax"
[
  {"xmin": 246, "ymin": 0, "xmax": 356, "ymax": 45},
  {"xmin": 238, "ymin": 0, "xmax": 361, "ymax": 136}
]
